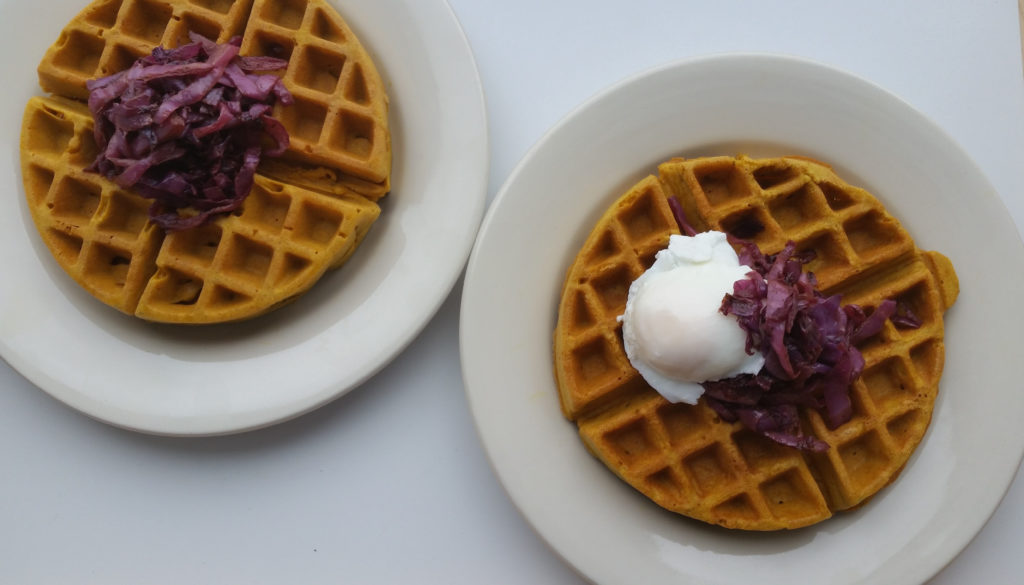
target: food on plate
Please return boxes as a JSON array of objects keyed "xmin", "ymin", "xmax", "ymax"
[
  {"xmin": 552, "ymin": 155, "xmax": 958, "ymax": 530},
  {"xmin": 20, "ymin": 0, "xmax": 391, "ymax": 324},
  {"xmin": 619, "ymin": 230, "xmax": 765, "ymax": 405},
  {"xmin": 83, "ymin": 33, "xmax": 295, "ymax": 231}
]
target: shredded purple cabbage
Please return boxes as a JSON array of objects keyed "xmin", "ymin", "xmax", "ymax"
[
  {"xmin": 85, "ymin": 33, "xmax": 292, "ymax": 231},
  {"xmin": 665, "ymin": 197, "xmax": 921, "ymax": 451},
  {"xmin": 667, "ymin": 197, "xmax": 698, "ymax": 237}
]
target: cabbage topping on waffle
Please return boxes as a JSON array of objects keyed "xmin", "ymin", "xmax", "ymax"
[
  {"xmin": 20, "ymin": 0, "xmax": 391, "ymax": 324},
  {"xmin": 553, "ymin": 155, "xmax": 958, "ymax": 530}
]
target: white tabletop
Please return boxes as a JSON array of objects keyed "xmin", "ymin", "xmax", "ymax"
[{"xmin": 2, "ymin": 0, "xmax": 1022, "ymax": 583}]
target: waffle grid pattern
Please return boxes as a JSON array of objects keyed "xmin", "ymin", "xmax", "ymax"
[
  {"xmin": 241, "ymin": 0, "xmax": 390, "ymax": 187},
  {"xmin": 136, "ymin": 174, "xmax": 378, "ymax": 322},
  {"xmin": 659, "ymin": 156, "xmax": 917, "ymax": 293},
  {"xmin": 23, "ymin": 94, "xmax": 379, "ymax": 323},
  {"xmin": 21, "ymin": 97, "xmax": 164, "ymax": 313},
  {"xmin": 24, "ymin": 0, "xmax": 391, "ymax": 323},
  {"xmin": 555, "ymin": 156, "xmax": 957, "ymax": 530},
  {"xmin": 38, "ymin": 0, "xmax": 255, "ymax": 100},
  {"xmin": 36, "ymin": 0, "xmax": 390, "ymax": 194},
  {"xmin": 556, "ymin": 176, "xmax": 678, "ymax": 420},
  {"xmin": 580, "ymin": 388, "xmax": 832, "ymax": 529}
]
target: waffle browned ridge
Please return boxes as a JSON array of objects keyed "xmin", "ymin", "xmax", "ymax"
[
  {"xmin": 22, "ymin": 0, "xmax": 391, "ymax": 324},
  {"xmin": 21, "ymin": 95, "xmax": 380, "ymax": 323},
  {"xmin": 36, "ymin": 0, "xmax": 390, "ymax": 197},
  {"xmin": 553, "ymin": 155, "xmax": 958, "ymax": 530},
  {"xmin": 240, "ymin": 0, "xmax": 391, "ymax": 197}
]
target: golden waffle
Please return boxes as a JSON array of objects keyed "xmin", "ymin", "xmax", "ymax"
[
  {"xmin": 240, "ymin": 0, "xmax": 391, "ymax": 199},
  {"xmin": 22, "ymin": 96, "xmax": 379, "ymax": 323},
  {"xmin": 37, "ymin": 0, "xmax": 390, "ymax": 197},
  {"xmin": 553, "ymin": 155, "xmax": 958, "ymax": 530},
  {"xmin": 37, "ymin": 0, "xmax": 255, "ymax": 100},
  {"xmin": 22, "ymin": 0, "xmax": 391, "ymax": 323}
]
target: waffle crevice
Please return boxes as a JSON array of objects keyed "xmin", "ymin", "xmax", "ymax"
[
  {"xmin": 23, "ymin": 0, "xmax": 391, "ymax": 324},
  {"xmin": 554, "ymin": 155, "xmax": 957, "ymax": 530}
]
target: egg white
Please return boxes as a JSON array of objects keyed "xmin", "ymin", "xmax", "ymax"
[{"xmin": 619, "ymin": 232, "xmax": 765, "ymax": 404}]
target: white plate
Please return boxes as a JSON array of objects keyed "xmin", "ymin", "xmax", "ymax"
[
  {"xmin": 0, "ymin": 0, "xmax": 487, "ymax": 436},
  {"xmin": 461, "ymin": 54, "xmax": 1024, "ymax": 585}
]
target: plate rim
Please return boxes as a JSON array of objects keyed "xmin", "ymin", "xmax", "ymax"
[
  {"xmin": 460, "ymin": 51, "xmax": 1024, "ymax": 585},
  {"xmin": 0, "ymin": 0, "xmax": 489, "ymax": 436}
]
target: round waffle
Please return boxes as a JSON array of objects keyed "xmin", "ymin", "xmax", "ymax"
[
  {"xmin": 21, "ymin": 0, "xmax": 390, "ymax": 323},
  {"xmin": 553, "ymin": 155, "xmax": 958, "ymax": 530}
]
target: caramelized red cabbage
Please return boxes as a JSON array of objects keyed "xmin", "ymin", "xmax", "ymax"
[
  {"xmin": 666, "ymin": 197, "xmax": 920, "ymax": 451},
  {"xmin": 86, "ymin": 33, "xmax": 292, "ymax": 231}
]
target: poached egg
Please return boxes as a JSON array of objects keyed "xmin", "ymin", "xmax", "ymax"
[{"xmin": 619, "ymin": 231, "xmax": 765, "ymax": 404}]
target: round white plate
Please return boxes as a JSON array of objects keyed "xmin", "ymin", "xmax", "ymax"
[
  {"xmin": 0, "ymin": 0, "xmax": 487, "ymax": 436},
  {"xmin": 461, "ymin": 54, "xmax": 1024, "ymax": 585}
]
